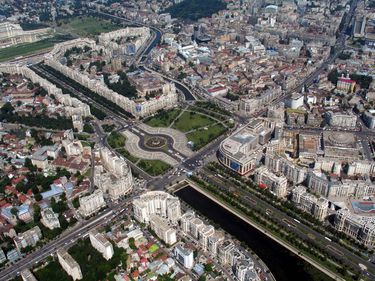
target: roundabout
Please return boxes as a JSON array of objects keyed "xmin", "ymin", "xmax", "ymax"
[{"xmin": 144, "ymin": 136, "xmax": 167, "ymax": 149}]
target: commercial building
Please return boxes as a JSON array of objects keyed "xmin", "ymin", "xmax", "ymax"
[
  {"xmin": 287, "ymin": 93, "xmax": 304, "ymax": 109},
  {"xmin": 174, "ymin": 245, "xmax": 194, "ymax": 269},
  {"xmin": 132, "ymin": 191, "xmax": 181, "ymax": 224},
  {"xmin": 78, "ymin": 190, "xmax": 106, "ymax": 217},
  {"xmin": 218, "ymin": 119, "xmax": 276, "ymax": 175},
  {"xmin": 57, "ymin": 248, "xmax": 83, "ymax": 281},
  {"xmin": 20, "ymin": 269, "xmax": 38, "ymax": 281},
  {"xmin": 253, "ymin": 166, "xmax": 288, "ymax": 198},
  {"xmin": 14, "ymin": 226, "xmax": 42, "ymax": 250},
  {"xmin": 149, "ymin": 215, "xmax": 177, "ymax": 245},
  {"xmin": 291, "ymin": 186, "xmax": 329, "ymax": 221},
  {"xmin": 89, "ymin": 229, "xmax": 114, "ymax": 260},
  {"xmin": 41, "ymin": 208, "xmax": 60, "ymax": 230}
]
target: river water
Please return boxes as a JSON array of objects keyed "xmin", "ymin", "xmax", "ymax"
[{"xmin": 175, "ymin": 186, "xmax": 333, "ymax": 281}]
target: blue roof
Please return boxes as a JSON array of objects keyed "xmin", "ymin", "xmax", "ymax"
[{"xmin": 41, "ymin": 184, "xmax": 64, "ymax": 199}]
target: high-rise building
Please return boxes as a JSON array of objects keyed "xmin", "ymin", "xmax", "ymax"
[
  {"xmin": 174, "ymin": 245, "xmax": 194, "ymax": 269},
  {"xmin": 89, "ymin": 229, "xmax": 114, "ymax": 260},
  {"xmin": 132, "ymin": 191, "xmax": 181, "ymax": 224},
  {"xmin": 78, "ymin": 190, "xmax": 106, "ymax": 217},
  {"xmin": 57, "ymin": 248, "xmax": 83, "ymax": 281},
  {"xmin": 149, "ymin": 215, "xmax": 177, "ymax": 245},
  {"xmin": 253, "ymin": 166, "xmax": 288, "ymax": 197}
]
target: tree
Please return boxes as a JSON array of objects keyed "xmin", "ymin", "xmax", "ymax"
[
  {"xmin": 33, "ymin": 204, "xmax": 41, "ymax": 222},
  {"xmin": 35, "ymin": 193, "xmax": 42, "ymax": 201},
  {"xmin": 1, "ymin": 102, "xmax": 14, "ymax": 114},
  {"xmin": 10, "ymin": 207, "xmax": 18, "ymax": 217},
  {"xmin": 72, "ymin": 197, "xmax": 80, "ymax": 209},
  {"xmin": 128, "ymin": 237, "xmax": 137, "ymax": 250}
]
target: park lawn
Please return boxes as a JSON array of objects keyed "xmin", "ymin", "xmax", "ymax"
[
  {"xmin": 0, "ymin": 34, "xmax": 71, "ymax": 62},
  {"xmin": 117, "ymin": 147, "xmax": 139, "ymax": 163},
  {"xmin": 107, "ymin": 132, "xmax": 126, "ymax": 149},
  {"xmin": 137, "ymin": 159, "xmax": 171, "ymax": 176},
  {"xmin": 34, "ymin": 260, "xmax": 72, "ymax": 281},
  {"xmin": 172, "ymin": 111, "xmax": 215, "ymax": 132},
  {"xmin": 186, "ymin": 124, "xmax": 227, "ymax": 151},
  {"xmin": 144, "ymin": 108, "xmax": 181, "ymax": 128},
  {"xmin": 57, "ymin": 16, "xmax": 120, "ymax": 37}
]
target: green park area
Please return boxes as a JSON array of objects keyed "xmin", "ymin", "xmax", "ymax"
[
  {"xmin": 138, "ymin": 159, "xmax": 171, "ymax": 176},
  {"xmin": 56, "ymin": 16, "xmax": 120, "ymax": 37},
  {"xmin": 144, "ymin": 108, "xmax": 228, "ymax": 151},
  {"xmin": 172, "ymin": 111, "xmax": 215, "ymax": 132},
  {"xmin": 187, "ymin": 123, "xmax": 227, "ymax": 150},
  {"xmin": 144, "ymin": 108, "xmax": 181, "ymax": 128},
  {"xmin": 0, "ymin": 34, "xmax": 73, "ymax": 62}
]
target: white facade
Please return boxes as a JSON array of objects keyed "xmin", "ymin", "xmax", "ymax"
[
  {"xmin": 174, "ymin": 245, "xmax": 194, "ymax": 269},
  {"xmin": 149, "ymin": 215, "xmax": 177, "ymax": 245},
  {"xmin": 41, "ymin": 208, "xmax": 60, "ymax": 230},
  {"xmin": 253, "ymin": 166, "xmax": 288, "ymax": 198},
  {"xmin": 291, "ymin": 186, "xmax": 328, "ymax": 221},
  {"xmin": 132, "ymin": 191, "xmax": 181, "ymax": 224},
  {"xmin": 78, "ymin": 190, "xmax": 106, "ymax": 217},
  {"xmin": 89, "ymin": 229, "xmax": 114, "ymax": 260},
  {"xmin": 57, "ymin": 248, "xmax": 83, "ymax": 281}
]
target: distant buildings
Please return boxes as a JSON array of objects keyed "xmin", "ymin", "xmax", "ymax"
[
  {"xmin": 336, "ymin": 74, "xmax": 356, "ymax": 93},
  {"xmin": 132, "ymin": 191, "xmax": 181, "ymax": 224},
  {"xmin": 78, "ymin": 190, "xmax": 106, "ymax": 217},
  {"xmin": 89, "ymin": 229, "xmax": 114, "ymax": 260},
  {"xmin": 14, "ymin": 226, "xmax": 42, "ymax": 251},
  {"xmin": 57, "ymin": 248, "xmax": 83, "ymax": 281},
  {"xmin": 325, "ymin": 111, "xmax": 357, "ymax": 128},
  {"xmin": 41, "ymin": 208, "xmax": 60, "ymax": 230}
]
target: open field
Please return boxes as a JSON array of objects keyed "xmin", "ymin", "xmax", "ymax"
[
  {"xmin": 144, "ymin": 108, "xmax": 181, "ymax": 128},
  {"xmin": 137, "ymin": 159, "xmax": 171, "ymax": 176},
  {"xmin": 172, "ymin": 111, "xmax": 215, "ymax": 132},
  {"xmin": 0, "ymin": 34, "xmax": 73, "ymax": 62},
  {"xmin": 57, "ymin": 16, "xmax": 121, "ymax": 37},
  {"xmin": 187, "ymin": 123, "xmax": 227, "ymax": 151}
]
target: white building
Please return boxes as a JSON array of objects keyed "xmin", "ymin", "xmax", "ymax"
[
  {"xmin": 57, "ymin": 248, "xmax": 83, "ymax": 281},
  {"xmin": 180, "ymin": 210, "xmax": 195, "ymax": 233},
  {"xmin": 41, "ymin": 208, "xmax": 60, "ymax": 230},
  {"xmin": 190, "ymin": 217, "xmax": 204, "ymax": 239},
  {"xmin": 14, "ymin": 226, "xmax": 42, "ymax": 251},
  {"xmin": 198, "ymin": 225, "xmax": 215, "ymax": 251},
  {"xmin": 253, "ymin": 166, "xmax": 288, "ymax": 198},
  {"xmin": 132, "ymin": 191, "xmax": 181, "ymax": 224},
  {"xmin": 89, "ymin": 229, "xmax": 114, "ymax": 260},
  {"xmin": 20, "ymin": 269, "xmax": 38, "ymax": 281},
  {"xmin": 149, "ymin": 215, "xmax": 177, "ymax": 245},
  {"xmin": 174, "ymin": 245, "xmax": 194, "ymax": 269},
  {"xmin": 325, "ymin": 111, "xmax": 357, "ymax": 128},
  {"xmin": 291, "ymin": 186, "xmax": 328, "ymax": 221},
  {"xmin": 287, "ymin": 93, "xmax": 304, "ymax": 109},
  {"xmin": 78, "ymin": 190, "xmax": 106, "ymax": 217}
]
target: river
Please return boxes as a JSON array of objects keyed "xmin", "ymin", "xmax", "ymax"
[{"xmin": 175, "ymin": 186, "xmax": 333, "ymax": 281}]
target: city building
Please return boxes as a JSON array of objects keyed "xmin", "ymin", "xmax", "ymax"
[
  {"xmin": 149, "ymin": 215, "xmax": 177, "ymax": 245},
  {"xmin": 291, "ymin": 186, "xmax": 329, "ymax": 221},
  {"xmin": 40, "ymin": 208, "xmax": 60, "ymax": 230},
  {"xmin": 174, "ymin": 245, "xmax": 194, "ymax": 269},
  {"xmin": 180, "ymin": 210, "xmax": 195, "ymax": 233},
  {"xmin": 362, "ymin": 110, "xmax": 375, "ymax": 129},
  {"xmin": 334, "ymin": 209, "xmax": 375, "ymax": 247},
  {"xmin": 89, "ymin": 229, "xmax": 114, "ymax": 260},
  {"xmin": 57, "ymin": 248, "xmax": 83, "ymax": 281},
  {"xmin": 218, "ymin": 119, "xmax": 276, "ymax": 175},
  {"xmin": 190, "ymin": 218, "xmax": 204, "ymax": 239},
  {"xmin": 198, "ymin": 225, "xmax": 215, "ymax": 251},
  {"xmin": 132, "ymin": 191, "xmax": 181, "ymax": 224},
  {"xmin": 325, "ymin": 111, "xmax": 357, "ymax": 128},
  {"xmin": 78, "ymin": 190, "xmax": 106, "ymax": 217},
  {"xmin": 13, "ymin": 226, "xmax": 42, "ymax": 251},
  {"xmin": 6, "ymin": 249, "xmax": 20, "ymax": 263},
  {"xmin": 287, "ymin": 93, "xmax": 304, "ymax": 109},
  {"xmin": 336, "ymin": 74, "xmax": 356, "ymax": 93},
  {"xmin": 253, "ymin": 166, "xmax": 288, "ymax": 198},
  {"xmin": 0, "ymin": 249, "xmax": 6, "ymax": 264},
  {"xmin": 20, "ymin": 269, "xmax": 38, "ymax": 281}
]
